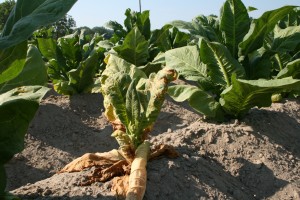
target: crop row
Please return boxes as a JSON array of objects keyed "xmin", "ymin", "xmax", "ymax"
[{"xmin": 0, "ymin": 0, "xmax": 299, "ymax": 199}]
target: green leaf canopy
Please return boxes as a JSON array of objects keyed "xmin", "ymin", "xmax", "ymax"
[{"xmin": 0, "ymin": 0, "xmax": 78, "ymax": 49}]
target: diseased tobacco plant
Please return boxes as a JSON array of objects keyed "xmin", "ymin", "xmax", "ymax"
[
  {"xmin": 166, "ymin": 0, "xmax": 300, "ymax": 121},
  {"xmin": 60, "ymin": 54, "xmax": 178, "ymax": 200}
]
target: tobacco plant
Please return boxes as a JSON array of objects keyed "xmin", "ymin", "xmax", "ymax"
[
  {"xmin": 0, "ymin": 0, "xmax": 77, "ymax": 198},
  {"xmin": 104, "ymin": 9, "xmax": 190, "ymax": 75},
  {"xmin": 166, "ymin": 0, "xmax": 300, "ymax": 121},
  {"xmin": 37, "ymin": 29, "xmax": 106, "ymax": 95},
  {"xmin": 60, "ymin": 54, "xmax": 177, "ymax": 200}
]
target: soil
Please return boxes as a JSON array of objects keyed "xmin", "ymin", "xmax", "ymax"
[{"xmin": 4, "ymin": 88, "xmax": 300, "ymax": 200}]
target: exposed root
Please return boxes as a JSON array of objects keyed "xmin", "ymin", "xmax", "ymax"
[
  {"xmin": 81, "ymin": 160, "xmax": 130, "ymax": 185},
  {"xmin": 58, "ymin": 144, "xmax": 179, "ymax": 199},
  {"xmin": 58, "ymin": 149, "xmax": 123, "ymax": 173}
]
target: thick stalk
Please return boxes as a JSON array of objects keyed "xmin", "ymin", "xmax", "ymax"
[{"xmin": 126, "ymin": 141, "xmax": 150, "ymax": 200}]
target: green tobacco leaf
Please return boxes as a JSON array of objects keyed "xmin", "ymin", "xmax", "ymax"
[
  {"xmin": 150, "ymin": 24, "xmax": 174, "ymax": 52},
  {"xmin": 126, "ymin": 79, "xmax": 142, "ymax": 137},
  {"xmin": 220, "ymin": 75, "xmax": 300, "ymax": 117},
  {"xmin": 0, "ymin": 0, "xmax": 77, "ymax": 49},
  {"xmin": 271, "ymin": 26, "xmax": 300, "ymax": 53},
  {"xmin": 0, "ymin": 42, "xmax": 27, "ymax": 85},
  {"xmin": 199, "ymin": 39, "xmax": 245, "ymax": 88},
  {"xmin": 67, "ymin": 50, "xmax": 100, "ymax": 94},
  {"xmin": 150, "ymin": 25, "xmax": 190, "ymax": 52},
  {"xmin": 165, "ymin": 46, "xmax": 207, "ymax": 81},
  {"xmin": 37, "ymin": 37, "xmax": 57, "ymax": 60},
  {"xmin": 172, "ymin": 15, "xmax": 220, "ymax": 42},
  {"xmin": 168, "ymin": 84, "xmax": 223, "ymax": 119},
  {"xmin": 101, "ymin": 55, "xmax": 147, "ymax": 132},
  {"xmin": 124, "ymin": 9, "xmax": 151, "ymax": 40},
  {"xmin": 277, "ymin": 59, "xmax": 300, "ymax": 79},
  {"xmin": 239, "ymin": 6, "xmax": 296, "ymax": 57},
  {"xmin": 101, "ymin": 57, "xmax": 176, "ymax": 147},
  {"xmin": 220, "ymin": 0, "xmax": 250, "ymax": 57},
  {"xmin": 247, "ymin": 6, "xmax": 258, "ymax": 12},
  {"xmin": 278, "ymin": 8, "xmax": 300, "ymax": 28},
  {"xmin": 58, "ymin": 35, "xmax": 81, "ymax": 65},
  {"xmin": 114, "ymin": 27, "xmax": 149, "ymax": 66},
  {"xmin": 101, "ymin": 54, "xmax": 146, "ymax": 81},
  {"xmin": 0, "ymin": 45, "xmax": 48, "ymax": 93},
  {"xmin": 0, "ymin": 86, "xmax": 49, "ymax": 164}
]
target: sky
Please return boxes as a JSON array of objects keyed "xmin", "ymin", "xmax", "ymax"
[
  {"xmin": 67, "ymin": 0, "xmax": 300, "ymax": 29},
  {"xmin": 1, "ymin": 0, "xmax": 299, "ymax": 29}
]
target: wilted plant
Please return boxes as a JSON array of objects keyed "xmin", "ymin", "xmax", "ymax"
[{"xmin": 60, "ymin": 54, "xmax": 178, "ymax": 200}]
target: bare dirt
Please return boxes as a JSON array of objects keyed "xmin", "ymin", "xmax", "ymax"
[{"xmin": 4, "ymin": 88, "xmax": 300, "ymax": 200}]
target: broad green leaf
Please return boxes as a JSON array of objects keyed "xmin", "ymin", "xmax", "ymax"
[
  {"xmin": 248, "ymin": 56, "xmax": 272, "ymax": 79},
  {"xmin": 165, "ymin": 46, "xmax": 207, "ymax": 81},
  {"xmin": 101, "ymin": 55, "xmax": 147, "ymax": 133},
  {"xmin": 114, "ymin": 27, "xmax": 149, "ymax": 66},
  {"xmin": 199, "ymin": 39, "xmax": 245, "ymax": 87},
  {"xmin": 0, "ymin": 0, "xmax": 77, "ymax": 49},
  {"xmin": 0, "ymin": 45, "xmax": 48, "ymax": 93},
  {"xmin": 192, "ymin": 15, "xmax": 221, "ymax": 42},
  {"xmin": 37, "ymin": 37, "xmax": 57, "ymax": 60},
  {"xmin": 277, "ymin": 59, "xmax": 300, "ymax": 79},
  {"xmin": 58, "ymin": 35, "xmax": 81, "ymax": 65},
  {"xmin": 66, "ymin": 50, "xmax": 100, "ymax": 94},
  {"xmin": 101, "ymin": 54, "xmax": 147, "ymax": 81},
  {"xmin": 220, "ymin": 0, "xmax": 250, "ymax": 57},
  {"xmin": 150, "ymin": 25, "xmax": 190, "ymax": 53},
  {"xmin": 271, "ymin": 26, "xmax": 300, "ymax": 53},
  {"xmin": 169, "ymin": 27, "xmax": 190, "ymax": 49},
  {"xmin": 239, "ymin": 6, "xmax": 296, "ymax": 57},
  {"xmin": 247, "ymin": 6, "xmax": 258, "ymax": 12},
  {"xmin": 220, "ymin": 75, "xmax": 300, "ymax": 117},
  {"xmin": 150, "ymin": 24, "xmax": 174, "ymax": 52},
  {"xmin": 0, "ymin": 86, "xmax": 49, "ymax": 164},
  {"xmin": 0, "ymin": 42, "xmax": 27, "ymax": 85},
  {"xmin": 126, "ymin": 79, "xmax": 142, "ymax": 137},
  {"xmin": 170, "ymin": 20, "xmax": 195, "ymax": 32},
  {"xmin": 168, "ymin": 84, "xmax": 223, "ymax": 119},
  {"xmin": 278, "ymin": 8, "xmax": 300, "ymax": 28},
  {"xmin": 124, "ymin": 8, "xmax": 151, "ymax": 39},
  {"xmin": 171, "ymin": 15, "xmax": 220, "ymax": 42}
]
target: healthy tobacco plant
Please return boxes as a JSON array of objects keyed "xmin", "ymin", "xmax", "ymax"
[
  {"xmin": 165, "ymin": 0, "xmax": 300, "ymax": 121},
  {"xmin": 0, "ymin": 0, "xmax": 77, "ymax": 199},
  {"xmin": 37, "ymin": 28, "xmax": 106, "ymax": 95},
  {"xmin": 104, "ymin": 8, "xmax": 190, "ymax": 74},
  {"xmin": 60, "ymin": 54, "xmax": 178, "ymax": 200}
]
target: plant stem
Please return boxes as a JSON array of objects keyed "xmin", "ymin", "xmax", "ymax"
[
  {"xmin": 126, "ymin": 141, "xmax": 150, "ymax": 200},
  {"xmin": 139, "ymin": 0, "xmax": 141, "ymax": 13},
  {"xmin": 275, "ymin": 53, "xmax": 283, "ymax": 71}
]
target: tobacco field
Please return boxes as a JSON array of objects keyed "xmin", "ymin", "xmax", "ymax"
[{"xmin": 1, "ymin": 0, "xmax": 300, "ymax": 199}]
